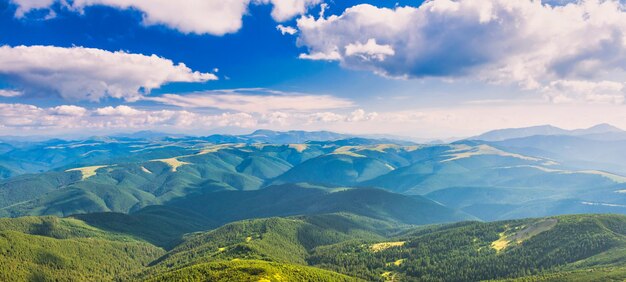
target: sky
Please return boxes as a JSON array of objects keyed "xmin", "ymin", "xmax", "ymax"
[{"xmin": 1, "ymin": 0, "xmax": 626, "ymax": 139}]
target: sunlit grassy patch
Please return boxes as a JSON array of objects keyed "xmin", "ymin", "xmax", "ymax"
[
  {"xmin": 370, "ymin": 241, "xmax": 405, "ymax": 252},
  {"xmin": 381, "ymin": 271, "xmax": 398, "ymax": 281},
  {"xmin": 491, "ymin": 232, "xmax": 509, "ymax": 253},
  {"xmin": 152, "ymin": 158, "xmax": 189, "ymax": 172},
  {"xmin": 331, "ymin": 146, "xmax": 366, "ymax": 158},
  {"xmin": 499, "ymin": 165, "xmax": 626, "ymax": 183},
  {"xmin": 66, "ymin": 165, "xmax": 109, "ymax": 180},
  {"xmin": 492, "ymin": 219, "xmax": 557, "ymax": 253},
  {"xmin": 442, "ymin": 144, "xmax": 541, "ymax": 163},
  {"xmin": 288, "ymin": 144, "xmax": 308, "ymax": 152},
  {"xmin": 198, "ymin": 144, "xmax": 233, "ymax": 155}
]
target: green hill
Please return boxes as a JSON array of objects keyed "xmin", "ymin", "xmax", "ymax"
[
  {"xmin": 0, "ymin": 213, "xmax": 626, "ymax": 281},
  {"xmin": 164, "ymin": 184, "xmax": 474, "ymax": 226},
  {"xmin": 308, "ymin": 214, "xmax": 626, "ymax": 281},
  {"xmin": 64, "ymin": 185, "xmax": 471, "ymax": 248},
  {"xmin": 145, "ymin": 260, "xmax": 359, "ymax": 282},
  {"xmin": 148, "ymin": 214, "xmax": 394, "ymax": 269},
  {"xmin": 0, "ymin": 216, "xmax": 165, "ymax": 281}
]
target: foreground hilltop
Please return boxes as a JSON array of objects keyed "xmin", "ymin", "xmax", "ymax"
[{"xmin": 1, "ymin": 213, "xmax": 626, "ymax": 281}]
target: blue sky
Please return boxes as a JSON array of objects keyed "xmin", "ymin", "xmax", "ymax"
[{"xmin": 1, "ymin": 0, "xmax": 626, "ymax": 138}]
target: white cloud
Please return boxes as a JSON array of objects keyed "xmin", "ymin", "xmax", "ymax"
[
  {"xmin": 68, "ymin": 0, "xmax": 250, "ymax": 35},
  {"xmin": 144, "ymin": 89, "xmax": 354, "ymax": 113},
  {"xmin": 95, "ymin": 105, "xmax": 144, "ymax": 116},
  {"xmin": 347, "ymin": 109, "xmax": 378, "ymax": 122},
  {"xmin": 277, "ymin": 24, "xmax": 298, "ymax": 35},
  {"xmin": 0, "ymin": 90, "xmax": 23, "ymax": 97},
  {"xmin": 10, "ymin": 0, "xmax": 55, "ymax": 18},
  {"xmin": 297, "ymin": 0, "xmax": 626, "ymax": 90},
  {"xmin": 299, "ymin": 50, "xmax": 341, "ymax": 61},
  {"xmin": 4, "ymin": 101, "xmax": 626, "ymax": 139},
  {"xmin": 50, "ymin": 105, "xmax": 88, "ymax": 116},
  {"xmin": 0, "ymin": 103, "xmax": 51, "ymax": 127},
  {"xmin": 10, "ymin": 0, "xmax": 321, "ymax": 35},
  {"xmin": 345, "ymin": 39, "xmax": 395, "ymax": 62},
  {"xmin": 0, "ymin": 45, "xmax": 216, "ymax": 101},
  {"xmin": 260, "ymin": 0, "xmax": 322, "ymax": 22},
  {"xmin": 306, "ymin": 112, "xmax": 344, "ymax": 123},
  {"xmin": 0, "ymin": 102, "xmax": 377, "ymax": 134},
  {"xmin": 544, "ymin": 80, "xmax": 626, "ymax": 104}
]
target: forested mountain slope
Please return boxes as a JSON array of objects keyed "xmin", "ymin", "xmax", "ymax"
[{"xmin": 0, "ymin": 138, "xmax": 624, "ymax": 221}]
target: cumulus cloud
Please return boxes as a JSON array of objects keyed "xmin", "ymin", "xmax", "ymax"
[
  {"xmin": 345, "ymin": 39, "xmax": 395, "ymax": 62},
  {"xmin": 347, "ymin": 109, "xmax": 378, "ymax": 122},
  {"xmin": 277, "ymin": 24, "xmax": 298, "ymax": 35},
  {"xmin": 95, "ymin": 105, "xmax": 144, "ymax": 116},
  {"xmin": 260, "ymin": 0, "xmax": 322, "ymax": 22},
  {"xmin": 0, "ymin": 103, "xmax": 52, "ymax": 127},
  {"xmin": 68, "ymin": 0, "xmax": 250, "ymax": 35},
  {"xmin": 10, "ymin": 0, "xmax": 321, "ymax": 35},
  {"xmin": 144, "ymin": 89, "xmax": 354, "ymax": 113},
  {"xmin": 297, "ymin": 0, "xmax": 626, "ymax": 90},
  {"xmin": 50, "ymin": 105, "xmax": 88, "ymax": 116},
  {"xmin": 0, "ymin": 45, "xmax": 216, "ymax": 101}
]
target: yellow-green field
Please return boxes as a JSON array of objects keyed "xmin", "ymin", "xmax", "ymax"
[
  {"xmin": 370, "ymin": 241, "xmax": 405, "ymax": 252},
  {"xmin": 442, "ymin": 144, "xmax": 541, "ymax": 163},
  {"xmin": 152, "ymin": 158, "xmax": 189, "ymax": 172},
  {"xmin": 66, "ymin": 165, "xmax": 109, "ymax": 180}
]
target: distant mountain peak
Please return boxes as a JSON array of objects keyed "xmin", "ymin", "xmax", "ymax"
[
  {"xmin": 469, "ymin": 125, "xmax": 568, "ymax": 142},
  {"xmin": 471, "ymin": 123, "xmax": 625, "ymax": 142},
  {"xmin": 250, "ymin": 129, "xmax": 276, "ymax": 135},
  {"xmin": 582, "ymin": 123, "xmax": 623, "ymax": 133}
]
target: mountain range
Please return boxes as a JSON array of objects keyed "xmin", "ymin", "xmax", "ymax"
[
  {"xmin": 470, "ymin": 123, "xmax": 625, "ymax": 141},
  {"xmin": 1, "ymin": 126, "xmax": 626, "ymax": 281}
]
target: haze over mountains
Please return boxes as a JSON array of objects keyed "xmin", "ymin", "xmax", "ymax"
[
  {"xmin": 470, "ymin": 123, "xmax": 625, "ymax": 141},
  {"xmin": 1, "ymin": 125, "xmax": 626, "ymax": 281},
  {"xmin": 1, "ymin": 125, "xmax": 626, "ymax": 219}
]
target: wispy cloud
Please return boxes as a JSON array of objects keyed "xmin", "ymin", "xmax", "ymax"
[
  {"xmin": 143, "ymin": 89, "xmax": 355, "ymax": 113},
  {"xmin": 0, "ymin": 90, "xmax": 22, "ymax": 97}
]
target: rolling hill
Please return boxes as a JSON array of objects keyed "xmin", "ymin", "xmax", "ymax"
[
  {"xmin": 1, "ymin": 208, "xmax": 625, "ymax": 281},
  {"xmin": 68, "ymin": 184, "xmax": 473, "ymax": 248},
  {"xmin": 0, "ymin": 136, "xmax": 625, "ymax": 221},
  {"xmin": 307, "ymin": 214, "xmax": 626, "ymax": 281},
  {"xmin": 0, "ymin": 216, "xmax": 164, "ymax": 281}
]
